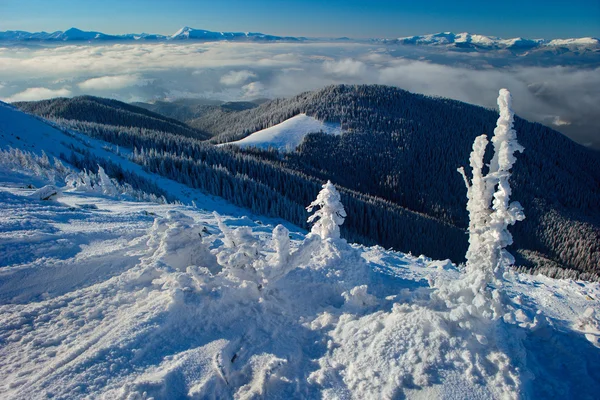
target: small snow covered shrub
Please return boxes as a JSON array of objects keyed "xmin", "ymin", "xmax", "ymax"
[
  {"xmin": 212, "ymin": 213, "xmax": 321, "ymax": 287},
  {"xmin": 145, "ymin": 210, "xmax": 219, "ymax": 274},
  {"xmin": 0, "ymin": 148, "xmax": 70, "ymax": 184},
  {"xmin": 66, "ymin": 165, "xmax": 168, "ymax": 204},
  {"xmin": 306, "ymin": 180, "xmax": 346, "ymax": 240},
  {"xmin": 97, "ymin": 166, "xmax": 119, "ymax": 197},
  {"xmin": 458, "ymin": 89, "xmax": 525, "ymax": 287}
]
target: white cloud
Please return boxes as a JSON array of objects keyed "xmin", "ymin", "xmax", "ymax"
[
  {"xmin": 3, "ymin": 87, "xmax": 72, "ymax": 102},
  {"xmin": 220, "ymin": 70, "xmax": 257, "ymax": 86},
  {"xmin": 552, "ymin": 116, "xmax": 571, "ymax": 126},
  {"xmin": 242, "ymin": 81, "xmax": 266, "ymax": 98},
  {"xmin": 323, "ymin": 59, "xmax": 367, "ymax": 77},
  {"xmin": 78, "ymin": 74, "xmax": 144, "ymax": 91},
  {"xmin": 0, "ymin": 42, "xmax": 598, "ymax": 147}
]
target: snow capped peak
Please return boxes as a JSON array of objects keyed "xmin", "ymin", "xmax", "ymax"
[
  {"xmin": 172, "ymin": 26, "xmax": 193, "ymax": 37},
  {"xmin": 0, "ymin": 26, "xmax": 301, "ymax": 43},
  {"xmin": 395, "ymin": 31, "xmax": 600, "ymax": 51},
  {"xmin": 546, "ymin": 37, "xmax": 600, "ymax": 47}
]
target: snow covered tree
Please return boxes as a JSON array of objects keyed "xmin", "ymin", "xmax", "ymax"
[
  {"xmin": 97, "ymin": 165, "xmax": 118, "ymax": 197},
  {"xmin": 306, "ymin": 180, "xmax": 346, "ymax": 240},
  {"xmin": 458, "ymin": 89, "xmax": 525, "ymax": 283}
]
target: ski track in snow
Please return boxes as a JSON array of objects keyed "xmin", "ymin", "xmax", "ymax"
[{"xmin": 0, "ymin": 184, "xmax": 599, "ymax": 399}]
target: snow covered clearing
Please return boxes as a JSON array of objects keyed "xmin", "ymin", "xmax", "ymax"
[{"xmin": 219, "ymin": 114, "xmax": 343, "ymax": 152}]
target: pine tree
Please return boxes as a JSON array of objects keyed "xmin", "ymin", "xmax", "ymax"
[
  {"xmin": 307, "ymin": 180, "xmax": 347, "ymax": 240},
  {"xmin": 97, "ymin": 165, "xmax": 118, "ymax": 197}
]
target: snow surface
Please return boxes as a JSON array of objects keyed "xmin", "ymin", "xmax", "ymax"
[
  {"xmin": 1, "ymin": 101, "xmax": 600, "ymax": 399},
  {"xmin": 0, "ymin": 178, "xmax": 599, "ymax": 399},
  {"xmin": 220, "ymin": 114, "xmax": 343, "ymax": 152},
  {"xmin": 0, "ymin": 101, "xmax": 264, "ymax": 218}
]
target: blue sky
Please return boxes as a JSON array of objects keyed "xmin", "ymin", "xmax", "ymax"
[{"xmin": 1, "ymin": 0, "xmax": 599, "ymax": 38}]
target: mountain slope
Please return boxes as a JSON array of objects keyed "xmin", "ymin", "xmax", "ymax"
[
  {"xmin": 132, "ymin": 99, "xmax": 259, "ymax": 124},
  {"xmin": 190, "ymin": 85, "xmax": 600, "ymax": 279},
  {"xmin": 14, "ymin": 96, "xmax": 210, "ymax": 140},
  {"xmin": 0, "ymin": 167, "xmax": 599, "ymax": 399},
  {"xmin": 12, "ymin": 86, "xmax": 600, "ymax": 280},
  {"xmin": 170, "ymin": 26, "xmax": 302, "ymax": 41}
]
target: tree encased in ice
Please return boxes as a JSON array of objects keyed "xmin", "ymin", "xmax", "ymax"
[
  {"xmin": 306, "ymin": 180, "xmax": 347, "ymax": 240},
  {"xmin": 458, "ymin": 89, "xmax": 525, "ymax": 283}
]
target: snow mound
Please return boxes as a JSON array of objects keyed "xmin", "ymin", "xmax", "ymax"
[
  {"xmin": 220, "ymin": 114, "xmax": 343, "ymax": 152},
  {"xmin": 29, "ymin": 185, "xmax": 60, "ymax": 200}
]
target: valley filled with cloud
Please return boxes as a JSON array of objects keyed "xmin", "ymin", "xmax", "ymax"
[{"xmin": 1, "ymin": 41, "xmax": 598, "ymax": 148}]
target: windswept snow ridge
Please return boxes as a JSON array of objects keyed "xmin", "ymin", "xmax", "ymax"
[{"xmin": 220, "ymin": 114, "xmax": 343, "ymax": 152}]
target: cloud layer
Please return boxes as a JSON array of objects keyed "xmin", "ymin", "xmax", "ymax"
[
  {"xmin": 0, "ymin": 42, "xmax": 598, "ymax": 148},
  {"xmin": 78, "ymin": 74, "xmax": 144, "ymax": 91},
  {"xmin": 5, "ymin": 87, "xmax": 72, "ymax": 102}
]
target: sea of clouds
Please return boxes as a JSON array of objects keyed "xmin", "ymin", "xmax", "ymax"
[{"xmin": 0, "ymin": 41, "xmax": 598, "ymax": 148}]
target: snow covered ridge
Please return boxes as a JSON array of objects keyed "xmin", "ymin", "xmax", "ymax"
[
  {"xmin": 218, "ymin": 114, "xmax": 343, "ymax": 152},
  {"xmin": 389, "ymin": 32, "xmax": 600, "ymax": 50}
]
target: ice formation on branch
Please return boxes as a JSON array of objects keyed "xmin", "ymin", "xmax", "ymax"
[
  {"xmin": 307, "ymin": 180, "xmax": 346, "ymax": 240},
  {"xmin": 458, "ymin": 89, "xmax": 525, "ymax": 284}
]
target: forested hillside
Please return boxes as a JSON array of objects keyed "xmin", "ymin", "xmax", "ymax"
[
  {"xmin": 14, "ymin": 85, "xmax": 600, "ymax": 280},
  {"xmin": 14, "ymin": 96, "xmax": 210, "ymax": 140},
  {"xmin": 194, "ymin": 85, "xmax": 600, "ymax": 279},
  {"xmin": 133, "ymin": 99, "xmax": 261, "ymax": 127}
]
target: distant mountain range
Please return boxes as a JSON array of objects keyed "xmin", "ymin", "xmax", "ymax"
[
  {"xmin": 0, "ymin": 27, "xmax": 598, "ymax": 51},
  {"xmin": 380, "ymin": 32, "xmax": 600, "ymax": 51},
  {"xmin": 0, "ymin": 26, "xmax": 304, "ymax": 42}
]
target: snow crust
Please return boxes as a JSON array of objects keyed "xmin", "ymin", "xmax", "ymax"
[{"xmin": 220, "ymin": 114, "xmax": 343, "ymax": 152}]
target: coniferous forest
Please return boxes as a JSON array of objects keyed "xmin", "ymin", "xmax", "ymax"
[{"xmin": 15, "ymin": 84, "xmax": 600, "ymax": 280}]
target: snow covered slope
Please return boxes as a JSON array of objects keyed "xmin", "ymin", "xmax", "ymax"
[
  {"xmin": 169, "ymin": 26, "xmax": 300, "ymax": 42},
  {"xmin": 220, "ymin": 114, "xmax": 343, "ymax": 152},
  {"xmin": 1, "ymin": 100, "xmax": 600, "ymax": 399},
  {"xmin": 0, "ymin": 101, "xmax": 248, "ymax": 214},
  {"xmin": 0, "ymin": 180, "xmax": 599, "ymax": 399}
]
